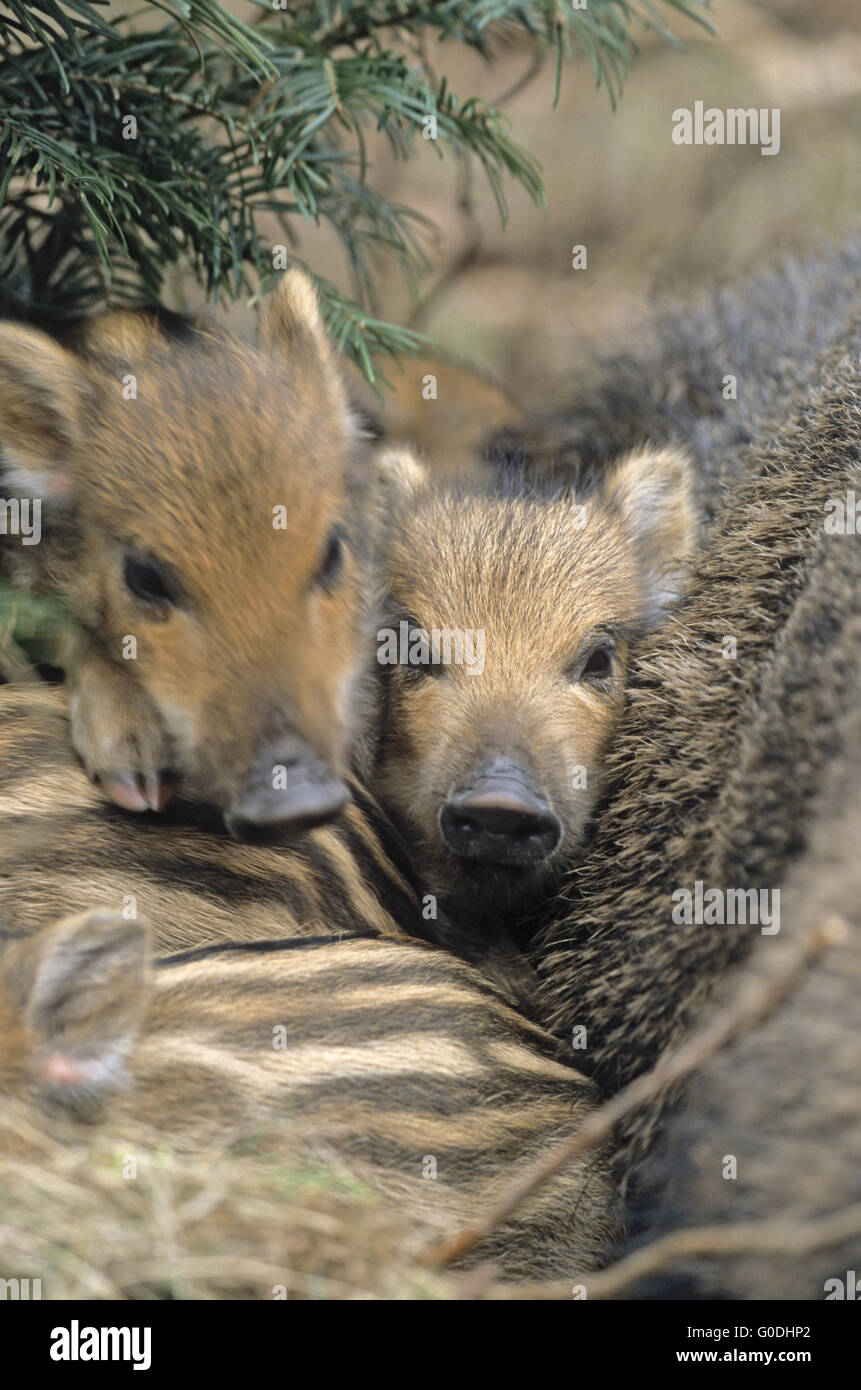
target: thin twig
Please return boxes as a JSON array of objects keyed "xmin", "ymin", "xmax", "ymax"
[
  {"xmin": 66, "ymin": 72, "xmax": 212, "ymax": 117},
  {"xmin": 425, "ymin": 914, "xmax": 848, "ymax": 1269},
  {"xmin": 492, "ymin": 51, "xmax": 545, "ymax": 108},
  {"xmin": 408, "ymin": 156, "xmax": 481, "ymax": 331}
]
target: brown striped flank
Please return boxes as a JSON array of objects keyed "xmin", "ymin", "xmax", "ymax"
[
  {"xmin": 0, "ymin": 908, "xmax": 620, "ymax": 1280},
  {"xmin": 0, "ymin": 685, "xmax": 424, "ymax": 950}
]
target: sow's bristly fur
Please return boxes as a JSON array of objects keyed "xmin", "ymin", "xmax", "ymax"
[
  {"xmin": 491, "ymin": 234, "xmax": 861, "ymax": 514},
  {"xmin": 532, "ymin": 318, "xmax": 861, "ymax": 1225},
  {"xmin": 630, "ymin": 534, "xmax": 861, "ymax": 1299},
  {"xmin": 536, "ymin": 322, "xmax": 856, "ymax": 1095}
]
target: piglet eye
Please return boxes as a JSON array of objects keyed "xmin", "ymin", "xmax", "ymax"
[
  {"xmin": 399, "ymin": 616, "xmax": 445, "ymax": 681},
  {"xmin": 123, "ymin": 554, "xmax": 177, "ymax": 607},
  {"xmin": 316, "ymin": 528, "xmax": 345, "ymax": 592},
  {"xmin": 581, "ymin": 645, "xmax": 614, "ymax": 681},
  {"xmin": 568, "ymin": 638, "xmax": 616, "ymax": 686},
  {"xmin": 404, "ymin": 649, "xmax": 446, "ymax": 682}
]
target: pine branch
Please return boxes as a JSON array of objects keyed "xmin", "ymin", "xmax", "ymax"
[{"xmin": 0, "ymin": 0, "xmax": 714, "ymax": 373}]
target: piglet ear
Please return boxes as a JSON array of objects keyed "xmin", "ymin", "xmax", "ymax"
[
  {"xmin": 602, "ymin": 444, "xmax": 699, "ymax": 627},
  {"xmin": 74, "ymin": 307, "xmax": 170, "ymax": 362},
  {"xmin": 0, "ymin": 324, "xmax": 84, "ymax": 500},
  {"xmin": 23, "ymin": 910, "xmax": 152, "ymax": 1120},
  {"xmin": 373, "ymin": 445, "xmax": 429, "ymax": 506},
  {"xmin": 259, "ymin": 269, "xmax": 351, "ymax": 417}
]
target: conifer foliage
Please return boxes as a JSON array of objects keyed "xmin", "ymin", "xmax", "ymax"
[{"xmin": 0, "ymin": 0, "xmax": 712, "ymax": 373}]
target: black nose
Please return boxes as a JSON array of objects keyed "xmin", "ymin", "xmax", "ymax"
[
  {"xmin": 439, "ymin": 764, "xmax": 562, "ymax": 867},
  {"xmin": 225, "ymin": 742, "xmax": 350, "ymax": 841}
]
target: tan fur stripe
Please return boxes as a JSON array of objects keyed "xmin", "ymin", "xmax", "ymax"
[{"xmin": 309, "ymin": 827, "xmax": 407, "ymax": 938}]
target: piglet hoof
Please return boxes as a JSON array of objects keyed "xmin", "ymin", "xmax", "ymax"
[
  {"xmin": 98, "ymin": 772, "xmax": 172, "ymax": 814},
  {"xmin": 68, "ymin": 663, "xmax": 173, "ymax": 814}
]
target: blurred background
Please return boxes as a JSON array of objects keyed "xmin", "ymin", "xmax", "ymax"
[{"xmin": 174, "ymin": 0, "xmax": 861, "ymax": 415}]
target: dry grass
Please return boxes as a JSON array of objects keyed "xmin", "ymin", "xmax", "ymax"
[{"xmin": 0, "ymin": 1103, "xmax": 455, "ymax": 1300}]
